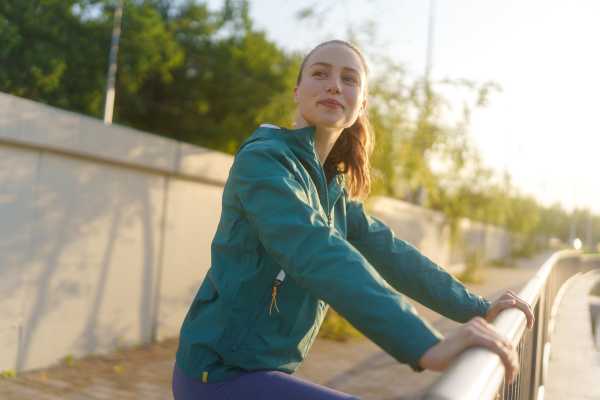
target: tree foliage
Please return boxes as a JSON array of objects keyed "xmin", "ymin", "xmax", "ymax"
[
  {"xmin": 119, "ymin": 0, "xmax": 300, "ymax": 153},
  {"xmin": 1, "ymin": 0, "xmax": 597, "ymax": 251}
]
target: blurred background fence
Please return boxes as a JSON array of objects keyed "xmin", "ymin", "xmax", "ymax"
[{"xmin": 0, "ymin": 92, "xmax": 518, "ymax": 374}]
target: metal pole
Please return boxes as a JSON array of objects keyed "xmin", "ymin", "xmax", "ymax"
[
  {"xmin": 540, "ymin": 176, "xmax": 546, "ymax": 206},
  {"xmin": 504, "ymin": 132, "xmax": 510, "ymax": 191},
  {"xmin": 570, "ymin": 183, "xmax": 577, "ymax": 244},
  {"xmin": 425, "ymin": 0, "xmax": 436, "ymax": 81},
  {"xmin": 587, "ymin": 214, "xmax": 592, "ymax": 250},
  {"xmin": 103, "ymin": 0, "xmax": 123, "ymax": 126}
]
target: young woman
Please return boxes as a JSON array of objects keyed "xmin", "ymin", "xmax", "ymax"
[{"xmin": 172, "ymin": 40, "xmax": 534, "ymax": 400}]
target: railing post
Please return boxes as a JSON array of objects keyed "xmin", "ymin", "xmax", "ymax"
[{"xmin": 530, "ymin": 294, "xmax": 543, "ymax": 400}]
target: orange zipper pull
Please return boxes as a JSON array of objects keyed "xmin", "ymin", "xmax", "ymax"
[{"xmin": 270, "ymin": 280, "xmax": 281, "ymax": 315}]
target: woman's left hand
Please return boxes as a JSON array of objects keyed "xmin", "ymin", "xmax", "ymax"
[{"xmin": 486, "ymin": 291, "xmax": 535, "ymax": 330}]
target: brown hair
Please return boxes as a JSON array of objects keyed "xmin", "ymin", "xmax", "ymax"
[{"xmin": 296, "ymin": 40, "xmax": 375, "ymax": 199}]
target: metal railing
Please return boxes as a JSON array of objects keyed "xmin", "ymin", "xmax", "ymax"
[{"xmin": 422, "ymin": 250, "xmax": 600, "ymax": 400}]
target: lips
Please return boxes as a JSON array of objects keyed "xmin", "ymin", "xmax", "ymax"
[{"xmin": 319, "ymin": 99, "xmax": 344, "ymax": 109}]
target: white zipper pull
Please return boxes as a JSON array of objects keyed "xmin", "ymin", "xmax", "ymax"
[{"xmin": 276, "ymin": 270, "xmax": 286, "ymax": 282}]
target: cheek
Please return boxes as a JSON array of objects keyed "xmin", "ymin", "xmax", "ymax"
[
  {"xmin": 346, "ymin": 90, "xmax": 363, "ymax": 112},
  {"xmin": 301, "ymin": 81, "xmax": 321, "ymax": 99},
  {"xmin": 298, "ymin": 84, "xmax": 319, "ymax": 110}
]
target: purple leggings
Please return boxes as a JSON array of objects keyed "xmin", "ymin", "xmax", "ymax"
[{"xmin": 172, "ymin": 362, "xmax": 361, "ymax": 400}]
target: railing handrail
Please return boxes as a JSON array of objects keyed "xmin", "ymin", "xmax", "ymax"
[{"xmin": 423, "ymin": 250, "xmax": 581, "ymax": 400}]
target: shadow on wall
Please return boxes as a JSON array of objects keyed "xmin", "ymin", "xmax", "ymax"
[
  {"xmin": 0, "ymin": 93, "xmax": 232, "ymax": 374},
  {"xmin": 6, "ymin": 149, "xmax": 165, "ymax": 372}
]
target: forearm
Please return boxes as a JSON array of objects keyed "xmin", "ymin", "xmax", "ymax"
[
  {"xmin": 371, "ymin": 240, "xmax": 490, "ymax": 322},
  {"xmin": 346, "ymin": 201, "xmax": 490, "ymax": 322}
]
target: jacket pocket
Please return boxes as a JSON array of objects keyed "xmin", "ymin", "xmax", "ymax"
[{"xmin": 230, "ymin": 272, "xmax": 285, "ymax": 352}]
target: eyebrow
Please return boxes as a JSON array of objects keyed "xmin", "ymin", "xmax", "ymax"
[{"xmin": 308, "ymin": 62, "xmax": 361, "ymax": 76}]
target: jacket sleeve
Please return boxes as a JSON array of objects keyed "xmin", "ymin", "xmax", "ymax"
[
  {"xmin": 232, "ymin": 143, "xmax": 442, "ymax": 371},
  {"xmin": 346, "ymin": 199, "xmax": 491, "ymax": 323}
]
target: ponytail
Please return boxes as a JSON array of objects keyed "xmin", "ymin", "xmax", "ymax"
[{"xmin": 327, "ymin": 112, "xmax": 374, "ymax": 199}]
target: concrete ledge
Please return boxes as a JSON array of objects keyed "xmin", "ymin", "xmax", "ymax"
[{"xmin": 0, "ymin": 93, "xmax": 234, "ymax": 185}]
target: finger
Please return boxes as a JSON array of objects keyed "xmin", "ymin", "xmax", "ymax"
[
  {"xmin": 499, "ymin": 293, "xmax": 535, "ymax": 330},
  {"xmin": 508, "ymin": 297, "xmax": 535, "ymax": 329},
  {"xmin": 501, "ymin": 299, "xmax": 517, "ymax": 307},
  {"xmin": 515, "ymin": 300, "xmax": 535, "ymax": 330},
  {"xmin": 464, "ymin": 327, "xmax": 519, "ymax": 383},
  {"xmin": 474, "ymin": 321, "xmax": 521, "ymax": 383},
  {"xmin": 475, "ymin": 323, "xmax": 519, "ymax": 381},
  {"xmin": 486, "ymin": 300, "xmax": 516, "ymax": 322},
  {"xmin": 462, "ymin": 323, "xmax": 515, "ymax": 360},
  {"xmin": 476, "ymin": 320, "xmax": 515, "ymax": 352},
  {"xmin": 501, "ymin": 291, "xmax": 518, "ymax": 301},
  {"xmin": 470, "ymin": 316, "xmax": 488, "ymax": 327}
]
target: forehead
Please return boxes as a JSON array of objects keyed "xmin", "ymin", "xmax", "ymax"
[{"xmin": 305, "ymin": 44, "xmax": 366, "ymax": 76}]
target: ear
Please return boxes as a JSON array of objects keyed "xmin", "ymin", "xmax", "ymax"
[
  {"xmin": 359, "ymin": 98, "xmax": 367, "ymax": 115},
  {"xmin": 293, "ymin": 86, "xmax": 300, "ymax": 105}
]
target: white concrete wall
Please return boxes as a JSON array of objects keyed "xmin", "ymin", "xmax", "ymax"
[
  {"xmin": 368, "ymin": 196, "xmax": 453, "ymax": 267},
  {"xmin": 0, "ymin": 92, "xmax": 511, "ymax": 373},
  {"xmin": 368, "ymin": 196, "xmax": 511, "ymax": 273},
  {"xmin": 0, "ymin": 93, "xmax": 232, "ymax": 373}
]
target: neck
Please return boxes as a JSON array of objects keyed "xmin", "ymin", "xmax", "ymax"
[{"xmin": 296, "ymin": 117, "xmax": 343, "ymax": 165}]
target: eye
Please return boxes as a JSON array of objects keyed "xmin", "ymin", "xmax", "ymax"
[
  {"xmin": 344, "ymin": 75, "xmax": 358, "ymax": 84},
  {"xmin": 312, "ymin": 70, "xmax": 327, "ymax": 77}
]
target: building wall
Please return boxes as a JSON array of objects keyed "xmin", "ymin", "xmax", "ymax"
[{"xmin": 0, "ymin": 93, "xmax": 510, "ymax": 373}]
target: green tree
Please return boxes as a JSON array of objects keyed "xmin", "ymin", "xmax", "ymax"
[
  {"xmin": 0, "ymin": 0, "xmax": 105, "ymax": 110},
  {"xmin": 0, "ymin": 0, "xmax": 184, "ymax": 118},
  {"xmin": 121, "ymin": 0, "xmax": 300, "ymax": 153}
]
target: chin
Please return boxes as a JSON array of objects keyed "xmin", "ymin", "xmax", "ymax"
[{"xmin": 309, "ymin": 113, "xmax": 351, "ymax": 130}]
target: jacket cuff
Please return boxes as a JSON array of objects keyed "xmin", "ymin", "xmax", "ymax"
[
  {"xmin": 408, "ymin": 327, "xmax": 444, "ymax": 372},
  {"xmin": 476, "ymin": 297, "xmax": 491, "ymax": 319}
]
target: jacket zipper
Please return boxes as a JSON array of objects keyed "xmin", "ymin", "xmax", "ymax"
[
  {"xmin": 230, "ymin": 273, "xmax": 285, "ymax": 352},
  {"xmin": 315, "ymin": 155, "xmax": 332, "ymax": 226}
]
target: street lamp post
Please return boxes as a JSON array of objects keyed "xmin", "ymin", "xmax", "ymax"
[
  {"xmin": 587, "ymin": 214, "xmax": 592, "ymax": 250},
  {"xmin": 425, "ymin": 0, "xmax": 436, "ymax": 81},
  {"xmin": 103, "ymin": 0, "xmax": 123, "ymax": 126}
]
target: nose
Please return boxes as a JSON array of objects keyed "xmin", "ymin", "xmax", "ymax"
[{"xmin": 326, "ymin": 77, "xmax": 341, "ymax": 95}]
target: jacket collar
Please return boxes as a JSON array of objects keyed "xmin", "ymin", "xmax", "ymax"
[
  {"xmin": 237, "ymin": 124, "xmax": 318, "ymax": 164},
  {"xmin": 236, "ymin": 125, "xmax": 345, "ymax": 214}
]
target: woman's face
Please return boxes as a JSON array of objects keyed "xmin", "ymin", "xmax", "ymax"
[{"xmin": 294, "ymin": 44, "xmax": 367, "ymax": 131}]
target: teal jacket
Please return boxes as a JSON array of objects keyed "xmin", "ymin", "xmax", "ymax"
[{"xmin": 176, "ymin": 125, "xmax": 490, "ymax": 383}]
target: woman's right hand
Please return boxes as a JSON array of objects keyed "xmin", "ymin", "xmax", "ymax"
[{"xmin": 417, "ymin": 317, "xmax": 519, "ymax": 383}]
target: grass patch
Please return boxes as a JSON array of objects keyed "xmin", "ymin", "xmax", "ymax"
[
  {"xmin": 458, "ymin": 249, "xmax": 486, "ymax": 283},
  {"xmin": 65, "ymin": 354, "xmax": 75, "ymax": 366},
  {"xmin": 317, "ymin": 308, "xmax": 363, "ymax": 342},
  {"xmin": 488, "ymin": 259, "xmax": 518, "ymax": 268},
  {"xmin": 0, "ymin": 370, "xmax": 16, "ymax": 379},
  {"xmin": 591, "ymin": 283, "xmax": 600, "ymax": 297}
]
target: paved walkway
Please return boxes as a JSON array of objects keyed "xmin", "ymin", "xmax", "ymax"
[
  {"xmin": 544, "ymin": 270, "xmax": 600, "ymax": 400},
  {"xmin": 0, "ymin": 251, "xmax": 554, "ymax": 400}
]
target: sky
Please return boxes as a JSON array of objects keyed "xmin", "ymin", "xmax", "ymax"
[{"xmin": 206, "ymin": 0, "xmax": 600, "ymax": 213}]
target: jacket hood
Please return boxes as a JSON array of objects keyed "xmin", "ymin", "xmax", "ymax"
[{"xmin": 236, "ymin": 125, "xmax": 318, "ymax": 165}]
